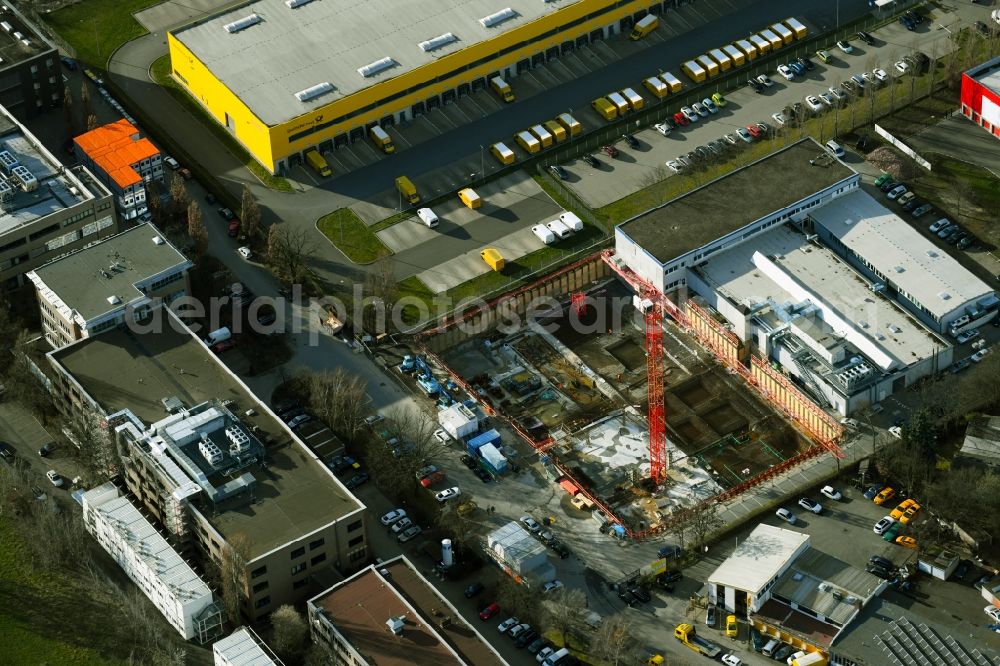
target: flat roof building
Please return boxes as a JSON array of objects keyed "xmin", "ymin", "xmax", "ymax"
[
  {"xmin": 73, "ymin": 119, "xmax": 164, "ymax": 220},
  {"xmin": 809, "ymin": 190, "xmax": 996, "ymax": 333},
  {"xmin": 0, "ymin": 102, "xmax": 118, "ymax": 290},
  {"xmin": 46, "ymin": 315, "xmax": 369, "ymax": 621},
  {"xmin": 961, "ymin": 55, "xmax": 1000, "ymax": 141},
  {"xmin": 28, "ymin": 224, "xmax": 192, "ymax": 349},
  {"xmin": 168, "ymin": 0, "xmax": 658, "ymax": 173},
  {"xmin": 82, "ymin": 483, "xmax": 222, "ymax": 643},
  {"xmin": 0, "ymin": 3, "xmax": 61, "ymax": 120},
  {"xmin": 213, "ymin": 627, "xmax": 282, "ymax": 666},
  {"xmin": 307, "ymin": 555, "xmax": 507, "ymax": 666}
]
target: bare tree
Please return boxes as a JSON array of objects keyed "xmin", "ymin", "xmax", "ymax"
[
  {"xmin": 219, "ymin": 532, "xmax": 252, "ymax": 626},
  {"xmin": 687, "ymin": 501, "xmax": 724, "ymax": 549},
  {"xmin": 308, "ymin": 368, "xmax": 368, "ymax": 440},
  {"xmin": 542, "ymin": 588, "xmax": 587, "ymax": 648},
  {"xmin": 145, "ymin": 180, "xmax": 163, "ymax": 227},
  {"xmin": 63, "ymin": 85, "xmax": 76, "ymax": 137},
  {"xmin": 68, "ymin": 411, "xmax": 123, "ymax": 484},
  {"xmin": 496, "ymin": 575, "xmax": 537, "ymax": 625},
  {"xmin": 592, "ymin": 613, "xmax": 634, "ymax": 666},
  {"xmin": 270, "ymin": 605, "xmax": 309, "ymax": 662},
  {"xmin": 80, "ymin": 80, "xmax": 92, "ymax": 126},
  {"xmin": 240, "ymin": 184, "xmax": 262, "ymax": 239},
  {"xmin": 267, "ymin": 225, "xmax": 314, "ymax": 285},
  {"xmin": 187, "ymin": 201, "xmax": 207, "ymax": 256},
  {"xmin": 6, "ymin": 330, "xmax": 54, "ymax": 420},
  {"xmin": 86, "ymin": 113, "xmax": 99, "ymax": 131},
  {"xmin": 170, "ymin": 173, "xmax": 188, "ymax": 217}
]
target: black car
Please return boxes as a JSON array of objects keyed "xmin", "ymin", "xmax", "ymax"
[
  {"xmin": 0, "ymin": 442, "xmax": 14, "ymax": 463},
  {"xmin": 205, "ymin": 193, "xmax": 217, "ymax": 205},
  {"xmin": 622, "ymin": 133, "xmax": 640, "ymax": 149},
  {"xmin": 515, "ymin": 628, "xmax": 539, "ymax": 648},
  {"xmin": 880, "ymin": 179, "xmax": 900, "ymax": 193},
  {"xmin": 975, "ymin": 21, "xmax": 993, "ymax": 37},
  {"xmin": 617, "ymin": 587, "xmax": 639, "ymax": 606},
  {"xmin": 866, "ymin": 563, "xmax": 893, "ymax": 580},
  {"xmin": 464, "ymin": 582, "xmax": 484, "ymax": 598},
  {"xmin": 629, "ymin": 586, "xmax": 652, "ymax": 603},
  {"xmin": 856, "ymin": 30, "xmax": 875, "ymax": 46},
  {"xmin": 664, "ymin": 117, "xmax": 679, "ymax": 130},
  {"xmin": 345, "ymin": 472, "xmax": 369, "ymax": 489},
  {"xmin": 218, "ymin": 207, "xmax": 235, "ymax": 220},
  {"xmin": 60, "ymin": 56, "xmax": 78, "ymax": 71},
  {"xmin": 869, "ymin": 555, "xmax": 894, "ymax": 570},
  {"xmin": 582, "ymin": 154, "xmax": 600, "ymax": 168},
  {"xmin": 748, "ymin": 78, "xmax": 764, "ymax": 93},
  {"xmin": 659, "ymin": 570, "xmax": 682, "ymax": 584},
  {"xmin": 905, "ymin": 10, "xmax": 923, "ymax": 24},
  {"xmin": 902, "ymin": 198, "xmax": 921, "ymax": 212},
  {"xmin": 549, "ymin": 165, "xmax": 569, "ymax": 180},
  {"xmin": 460, "ymin": 454, "xmax": 477, "ymax": 470},
  {"xmin": 474, "ymin": 467, "xmax": 492, "ymax": 483},
  {"xmin": 948, "ymin": 231, "xmax": 967, "ymax": 246},
  {"xmin": 550, "ymin": 541, "xmax": 570, "ymax": 559},
  {"xmin": 38, "ymin": 442, "xmax": 55, "ymax": 457},
  {"xmin": 955, "ymin": 559, "xmax": 972, "ymax": 580},
  {"xmin": 797, "ymin": 56, "xmax": 815, "ymax": 71},
  {"xmin": 527, "ymin": 637, "xmax": 550, "ymax": 654},
  {"xmin": 900, "ymin": 15, "xmax": 915, "ymax": 31}
]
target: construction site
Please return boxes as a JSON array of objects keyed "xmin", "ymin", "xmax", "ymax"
[{"xmin": 413, "ymin": 251, "xmax": 843, "ymax": 538}]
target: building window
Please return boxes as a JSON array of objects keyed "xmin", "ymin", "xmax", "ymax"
[
  {"xmin": 348, "ymin": 549, "xmax": 367, "ymax": 563},
  {"xmin": 309, "ymin": 537, "xmax": 325, "ymax": 550},
  {"xmin": 347, "ymin": 520, "xmax": 362, "ymax": 532},
  {"xmin": 254, "ymin": 596, "xmax": 270, "ymax": 609},
  {"xmin": 311, "ymin": 553, "xmax": 327, "ymax": 566},
  {"xmin": 291, "ymin": 562, "xmax": 306, "ymax": 575},
  {"xmin": 252, "ymin": 581, "xmax": 269, "ymax": 593},
  {"xmin": 348, "ymin": 536, "xmax": 363, "ymax": 548},
  {"xmin": 251, "ymin": 566, "xmax": 267, "ymax": 578},
  {"xmin": 290, "ymin": 546, "xmax": 305, "ymax": 559},
  {"xmin": 293, "ymin": 579, "xmax": 308, "ymax": 590}
]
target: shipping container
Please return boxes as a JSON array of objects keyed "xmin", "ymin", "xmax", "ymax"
[
  {"xmin": 467, "ymin": 429, "xmax": 501, "ymax": 453},
  {"xmin": 706, "ymin": 48, "xmax": 730, "ymax": 71},
  {"xmin": 660, "ymin": 71, "xmax": 683, "ymax": 93},
  {"xmin": 543, "ymin": 120, "xmax": 567, "ymax": 142},
  {"xmin": 438, "ymin": 403, "xmax": 479, "ymax": 440},
  {"xmin": 556, "ymin": 112, "xmax": 582, "ymax": 136},
  {"xmin": 681, "ymin": 60, "xmax": 707, "ymax": 83},
  {"xmin": 696, "ymin": 54, "xmax": 720, "ymax": 77},
  {"xmin": 591, "ymin": 96, "xmax": 617, "ymax": 121},
  {"xmin": 529, "ymin": 124, "xmax": 554, "ymax": 148},
  {"xmin": 490, "ymin": 141, "xmax": 515, "ymax": 165},
  {"xmin": 749, "ymin": 33, "xmax": 770, "ymax": 55},
  {"xmin": 770, "ymin": 22, "xmax": 794, "ymax": 45},
  {"xmin": 458, "ymin": 188, "xmax": 481, "ymax": 209},
  {"xmin": 783, "ymin": 17, "xmax": 808, "ymax": 40},
  {"xmin": 606, "ymin": 91, "xmax": 629, "ymax": 114},
  {"xmin": 643, "ymin": 76, "xmax": 669, "ymax": 98},
  {"xmin": 630, "ymin": 14, "xmax": 659, "ymax": 40},
  {"xmin": 620, "ymin": 87, "xmax": 645, "ymax": 111},
  {"xmin": 480, "ymin": 248, "xmax": 504, "ymax": 272},
  {"xmin": 479, "ymin": 442, "xmax": 508, "ymax": 474},
  {"xmin": 515, "ymin": 130, "xmax": 541, "ymax": 153},
  {"xmin": 734, "ymin": 38, "xmax": 758, "ymax": 60},
  {"xmin": 759, "ymin": 29, "xmax": 783, "ymax": 50},
  {"xmin": 722, "ymin": 44, "xmax": 746, "ymax": 67}
]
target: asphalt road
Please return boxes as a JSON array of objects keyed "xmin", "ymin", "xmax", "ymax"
[{"xmin": 108, "ymin": 0, "xmax": 882, "ymax": 286}]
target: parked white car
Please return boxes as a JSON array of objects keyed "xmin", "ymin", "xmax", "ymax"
[
  {"xmin": 721, "ymin": 654, "xmax": 743, "ymax": 666},
  {"xmin": 821, "ymin": 486, "xmax": 843, "ymax": 501},
  {"xmin": 380, "ymin": 508, "xmax": 407, "ymax": 526},
  {"xmin": 417, "ymin": 208, "xmax": 439, "ymax": 228},
  {"xmin": 874, "ymin": 516, "xmax": 895, "ymax": 535},
  {"xmin": 520, "ymin": 515, "xmax": 541, "ymax": 533},
  {"xmin": 435, "ymin": 487, "xmax": 461, "ymax": 502},
  {"xmin": 654, "ymin": 122, "xmax": 671, "ymax": 136},
  {"xmin": 798, "ymin": 498, "xmax": 822, "ymax": 514},
  {"xmin": 46, "ymin": 470, "xmax": 64, "ymax": 487},
  {"xmin": 777, "ymin": 64, "xmax": 795, "ymax": 81},
  {"xmin": 498, "ymin": 617, "xmax": 520, "ymax": 634},
  {"xmin": 776, "ymin": 508, "xmax": 796, "ymax": 524}
]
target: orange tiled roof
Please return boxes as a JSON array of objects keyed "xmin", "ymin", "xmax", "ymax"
[{"xmin": 73, "ymin": 119, "xmax": 160, "ymax": 189}]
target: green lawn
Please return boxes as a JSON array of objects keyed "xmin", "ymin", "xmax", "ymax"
[
  {"xmin": 150, "ymin": 56, "xmax": 293, "ymax": 192},
  {"xmin": 0, "ymin": 519, "xmax": 123, "ymax": 665},
  {"xmin": 317, "ymin": 209, "xmax": 391, "ymax": 264},
  {"xmin": 44, "ymin": 0, "xmax": 159, "ymax": 68}
]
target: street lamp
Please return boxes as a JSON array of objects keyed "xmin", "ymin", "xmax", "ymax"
[{"xmin": 478, "ymin": 144, "xmax": 484, "ymax": 181}]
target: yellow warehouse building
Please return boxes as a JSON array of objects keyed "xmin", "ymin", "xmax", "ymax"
[{"xmin": 168, "ymin": 0, "xmax": 666, "ymax": 174}]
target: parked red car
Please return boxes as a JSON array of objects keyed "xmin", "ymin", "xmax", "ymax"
[
  {"xmin": 601, "ymin": 144, "xmax": 619, "ymax": 158},
  {"xmin": 227, "ymin": 219, "xmax": 240, "ymax": 237},
  {"xmin": 420, "ymin": 471, "xmax": 446, "ymax": 488},
  {"xmin": 479, "ymin": 603, "xmax": 500, "ymax": 620},
  {"xmin": 673, "ymin": 111, "xmax": 690, "ymax": 126},
  {"xmin": 212, "ymin": 339, "xmax": 236, "ymax": 354},
  {"xmin": 745, "ymin": 124, "xmax": 762, "ymax": 139}
]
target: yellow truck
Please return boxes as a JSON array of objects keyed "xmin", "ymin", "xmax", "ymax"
[
  {"xmin": 490, "ymin": 141, "xmax": 515, "ymax": 165},
  {"xmin": 556, "ymin": 113, "xmax": 582, "ymax": 136},
  {"xmin": 459, "ymin": 188, "xmax": 481, "ymax": 209},
  {"xmin": 629, "ymin": 14, "xmax": 658, "ymax": 40},
  {"xmin": 591, "ymin": 97, "xmax": 617, "ymax": 121},
  {"xmin": 481, "ymin": 248, "xmax": 504, "ymax": 272},
  {"xmin": 369, "ymin": 125, "xmax": 395, "ymax": 153},
  {"xmin": 749, "ymin": 33, "xmax": 771, "ymax": 55},
  {"xmin": 696, "ymin": 54, "xmax": 720, "ymax": 77},
  {"xmin": 515, "ymin": 130, "xmax": 541, "ymax": 154},
  {"xmin": 660, "ymin": 71, "xmax": 683, "ymax": 93},
  {"xmin": 620, "ymin": 87, "xmax": 645, "ymax": 111},
  {"xmin": 723, "ymin": 43, "xmax": 746, "ymax": 67},
  {"xmin": 760, "ymin": 28, "xmax": 783, "ymax": 50},
  {"xmin": 674, "ymin": 624, "xmax": 722, "ymax": 659},
  {"xmin": 770, "ymin": 22, "xmax": 794, "ymax": 45},
  {"xmin": 681, "ymin": 60, "xmax": 707, "ymax": 83},
  {"xmin": 734, "ymin": 38, "xmax": 758, "ymax": 60},
  {"xmin": 395, "ymin": 176, "xmax": 419, "ymax": 205},
  {"xmin": 543, "ymin": 120, "xmax": 567, "ymax": 142},
  {"xmin": 529, "ymin": 124, "xmax": 554, "ymax": 148},
  {"xmin": 708, "ymin": 48, "xmax": 732, "ymax": 71},
  {"xmin": 305, "ymin": 149, "xmax": 332, "ymax": 177},
  {"xmin": 783, "ymin": 17, "xmax": 808, "ymax": 40},
  {"xmin": 490, "ymin": 76, "xmax": 514, "ymax": 103},
  {"xmin": 606, "ymin": 91, "xmax": 629, "ymax": 115},
  {"xmin": 643, "ymin": 76, "xmax": 669, "ymax": 98}
]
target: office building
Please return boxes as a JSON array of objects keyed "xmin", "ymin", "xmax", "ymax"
[
  {"xmin": 0, "ymin": 2, "xmax": 61, "ymax": 119},
  {"xmin": 213, "ymin": 626, "xmax": 282, "ymax": 666},
  {"xmin": 73, "ymin": 119, "xmax": 163, "ymax": 221}
]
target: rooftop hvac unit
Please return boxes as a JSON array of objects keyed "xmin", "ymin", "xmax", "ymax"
[
  {"xmin": 294, "ymin": 81, "xmax": 334, "ymax": 103},
  {"xmin": 226, "ymin": 426, "xmax": 251, "ymax": 454},
  {"xmin": 357, "ymin": 57, "xmax": 396, "ymax": 78},
  {"xmin": 107, "ymin": 295, "xmax": 121, "ymax": 305},
  {"xmin": 0, "ymin": 21, "xmax": 10, "ymax": 32},
  {"xmin": 11, "ymin": 165, "xmax": 37, "ymax": 191},
  {"xmin": 11, "ymin": 30, "xmax": 20, "ymax": 39},
  {"xmin": 285, "ymin": 0, "xmax": 315, "ymax": 7},
  {"xmin": 0, "ymin": 150, "xmax": 18, "ymax": 174},
  {"xmin": 198, "ymin": 440, "xmax": 223, "ymax": 466},
  {"xmin": 19, "ymin": 38, "xmax": 29, "ymax": 47},
  {"xmin": 223, "ymin": 14, "xmax": 261, "ymax": 34},
  {"xmin": 0, "ymin": 178, "xmax": 12, "ymax": 203},
  {"xmin": 479, "ymin": 7, "xmax": 517, "ymax": 28},
  {"xmin": 418, "ymin": 32, "xmax": 458, "ymax": 52}
]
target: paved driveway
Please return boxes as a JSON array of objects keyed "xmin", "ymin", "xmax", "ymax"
[{"xmin": 908, "ymin": 112, "xmax": 1000, "ymax": 177}]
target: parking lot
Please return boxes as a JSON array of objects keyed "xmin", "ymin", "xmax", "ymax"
[
  {"xmin": 0, "ymin": 399, "xmax": 83, "ymax": 495},
  {"xmin": 562, "ymin": 9, "xmax": 963, "ymax": 209}
]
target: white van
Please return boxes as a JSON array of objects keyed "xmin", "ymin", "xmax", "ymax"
[
  {"xmin": 762, "ymin": 638, "xmax": 780, "ymax": 657},
  {"xmin": 543, "ymin": 647, "xmax": 570, "ymax": 666},
  {"xmin": 546, "ymin": 219, "xmax": 572, "ymax": 239},
  {"xmin": 416, "ymin": 208, "xmax": 439, "ymax": 228},
  {"xmin": 532, "ymin": 224, "xmax": 556, "ymax": 245},
  {"xmin": 559, "ymin": 212, "xmax": 583, "ymax": 232},
  {"xmin": 825, "ymin": 139, "xmax": 845, "ymax": 158}
]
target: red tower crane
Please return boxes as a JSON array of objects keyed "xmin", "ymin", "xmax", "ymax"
[{"xmin": 644, "ymin": 299, "xmax": 667, "ymax": 483}]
